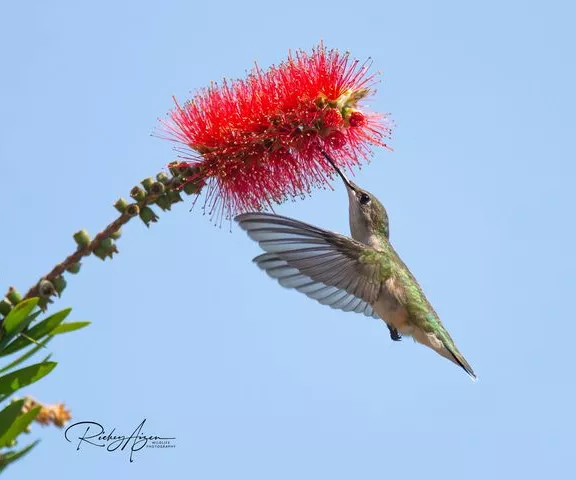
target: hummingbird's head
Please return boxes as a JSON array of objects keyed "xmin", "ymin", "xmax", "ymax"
[{"xmin": 322, "ymin": 153, "xmax": 389, "ymax": 246}]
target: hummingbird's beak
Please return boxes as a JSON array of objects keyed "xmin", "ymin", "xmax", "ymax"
[{"xmin": 321, "ymin": 152, "xmax": 356, "ymax": 192}]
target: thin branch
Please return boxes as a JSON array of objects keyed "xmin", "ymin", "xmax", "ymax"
[{"xmin": 19, "ymin": 168, "xmax": 198, "ymax": 305}]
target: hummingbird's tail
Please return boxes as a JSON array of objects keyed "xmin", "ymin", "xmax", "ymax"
[
  {"xmin": 444, "ymin": 346, "xmax": 477, "ymax": 381},
  {"xmin": 411, "ymin": 328, "xmax": 477, "ymax": 380}
]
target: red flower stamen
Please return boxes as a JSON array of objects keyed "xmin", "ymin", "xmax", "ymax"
[{"xmin": 161, "ymin": 43, "xmax": 392, "ymax": 220}]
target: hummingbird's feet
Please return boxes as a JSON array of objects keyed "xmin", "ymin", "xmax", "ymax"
[{"xmin": 387, "ymin": 324, "xmax": 402, "ymax": 342}]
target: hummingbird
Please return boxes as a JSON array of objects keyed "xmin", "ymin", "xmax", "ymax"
[{"xmin": 235, "ymin": 153, "xmax": 476, "ymax": 379}]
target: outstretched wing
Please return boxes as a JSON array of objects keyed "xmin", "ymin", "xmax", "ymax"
[{"xmin": 235, "ymin": 212, "xmax": 388, "ymax": 318}]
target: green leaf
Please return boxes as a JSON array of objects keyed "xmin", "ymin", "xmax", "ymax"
[
  {"xmin": 2, "ymin": 298, "xmax": 38, "ymax": 334},
  {"xmin": 0, "ymin": 309, "xmax": 41, "ymax": 353},
  {"xmin": 40, "ymin": 353, "xmax": 53, "ymax": 363},
  {"xmin": 0, "ymin": 400, "xmax": 26, "ymax": 444},
  {"xmin": 0, "ymin": 308, "xmax": 71, "ymax": 357},
  {"xmin": 0, "ymin": 440, "xmax": 40, "ymax": 471},
  {"xmin": 51, "ymin": 321, "xmax": 90, "ymax": 335},
  {"xmin": 0, "ymin": 362, "xmax": 57, "ymax": 397},
  {"xmin": 0, "ymin": 338, "xmax": 52, "ymax": 375},
  {"xmin": 0, "ymin": 403, "xmax": 40, "ymax": 448}
]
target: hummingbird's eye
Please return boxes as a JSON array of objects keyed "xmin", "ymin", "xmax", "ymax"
[{"xmin": 359, "ymin": 193, "xmax": 371, "ymax": 205}]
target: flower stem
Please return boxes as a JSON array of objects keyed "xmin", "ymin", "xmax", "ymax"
[
  {"xmin": 22, "ymin": 213, "xmax": 132, "ymax": 301},
  {"xmin": 8, "ymin": 164, "xmax": 202, "ymax": 311}
]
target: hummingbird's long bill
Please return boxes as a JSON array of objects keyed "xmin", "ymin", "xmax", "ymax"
[
  {"xmin": 321, "ymin": 151, "xmax": 356, "ymax": 191},
  {"xmin": 236, "ymin": 211, "xmax": 477, "ymax": 380}
]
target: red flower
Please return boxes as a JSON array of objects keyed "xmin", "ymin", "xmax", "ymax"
[{"xmin": 161, "ymin": 43, "xmax": 392, "ymax": 219}]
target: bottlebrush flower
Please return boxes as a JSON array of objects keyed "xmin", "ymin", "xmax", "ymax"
[{"xmin": 161, "ymin": 43, "xmax": 392, "ymax": 220}]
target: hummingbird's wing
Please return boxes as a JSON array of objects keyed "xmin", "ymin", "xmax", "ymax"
[
  {"xmin": 236, "ymin": 213, "xmax": 477, "ymax": 379},
  {"xmin": 252, "ymin": 252, "xmax": 380, "ymax": 318},
  {"xmin": 235, "ymin": 213, "xmax": 388, "ymax": 318}
]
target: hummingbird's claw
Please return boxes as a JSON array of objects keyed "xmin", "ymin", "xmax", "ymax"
[{"xmin": 387, "ymin": 325, "xmax": 402, "ymax": 342}]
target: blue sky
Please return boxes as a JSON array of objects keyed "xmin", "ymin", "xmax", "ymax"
[{"xmin": 1, "ymin": 0, "xmax": 575, "ymax": 478}]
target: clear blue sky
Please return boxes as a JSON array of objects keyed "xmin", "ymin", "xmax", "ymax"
[{"xmin": 1, "ymin": 0, "xmax": 574, "ymax": 478}]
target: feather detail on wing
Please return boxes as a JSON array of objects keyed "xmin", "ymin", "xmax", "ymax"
[{"xmin": 235, "ymin": 213, "xmax": 386, "ymax": 318}]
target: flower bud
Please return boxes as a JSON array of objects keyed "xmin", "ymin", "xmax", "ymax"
[
  {"xmin": 93, "ymin": 246, "xmax": 108, "ymax": 260},
  {"xmin": 171, "ymin": 175, "xmax": 183, "ymax": 188},
  {"xmin": 139, "ymin": 206, "xmax": 159, "ymax": 226},
  {"xmin": 130, "ymin": 186, "xmax": 146, "ymax": 202},
  {"xmin": 0, "ymin": 298, "xmax": 12, "ymax": 316},
  {"xmin": 327, "ymin": 131, "xmax": 346, "ymax": 149},
  {"xmin": 348, "ymin": 110, "xmax": 367, "ymax": 128},
  {"xmin": 114, "ymin": 197, "xmax": 129, "ymax": 213},
  {"xmin": 322, "ymin": 108, "xmax": 343, "ymax": 128},
  {"xmin": 167, "ymin": 190, "xmax": 183, "ymax": 204},
  {"xmin": 156, "ymin": 172, "xmax": 171, "ymax": 184},
  {"xmin": 183, "ymin": 181, "xmax": 202, "ymax": 195},
  {"xmin": 126, "ymin": 204, "xmax": 140, "ymax": 217},
  {"xmin": 66, "ymin": 262, "xmax": 82, "ymax": 274},
  {"xmin": 6, "ymin": 287, "xmax": 22, "ymax": 305},
  {"xmin": 99, "ymin": 238, "xmax": 114, "ymax": 250},
  {"xmin": 168, "ymin": 161, "xmax": 181, "ymax": 176},
  {"xmin": 155, "ymin": 195, "xmax": 172, "ymax": 211},
  {"xmin": 177, "ymin": 165, "xmax": 192, "ymax": 176},
  {"xmin": 52, "ymin": 276, "xmax": 67, "ymax": 296},
  {"xmin": 141, "ymin": 177, "xmax": 155, "ymax": 192},
  {"xmin": 109, "ymin": 229, "xmax": 122, "ymax": 240},
  {"xmin": 73, "ymin": 230, "xmax": 91, "ymax": 248},
  {"xmin": 38, "ymin": 279, "xmax": 56, "ymax": 298},
  {"xmin": 149, "ymin": 182, "xmax": 165, "ymax": 196}
]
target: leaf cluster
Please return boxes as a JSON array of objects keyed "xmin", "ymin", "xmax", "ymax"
[{"xmin": 0, "ymin": 298, "xmax": 89, "ymax": 472}]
